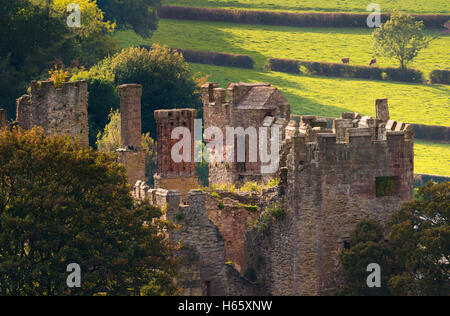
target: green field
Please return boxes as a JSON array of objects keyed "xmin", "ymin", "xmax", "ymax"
[
  {"xmin": 415, "ymin": 141, "xmax": 450, "ymax": 176},
  {"xmin": 163, "ymin": 0, "xmax": 450, "ymax": 14},
  {"xmin": 115, "ymin": 20, "xmax": 450, "ymax": 77},
  {"xmin": 184, "ymin": 63, "xmax": 450, "ymax": 127},
  {"xmin": 113, "ymin": 12, "xmax": 450, "ymax": 176}
]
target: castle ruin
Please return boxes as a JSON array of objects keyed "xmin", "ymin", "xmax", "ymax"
[
  {"xmin": 4, "ymin": 79, "xmax": 415, "ymax": 295},
  {"xmin": 16, "ymin": 80, "xmax": 89, "ymax": 148},
  {"xmin": 133, "ymin": 82, "xmax": 414, "ymax": 296}
]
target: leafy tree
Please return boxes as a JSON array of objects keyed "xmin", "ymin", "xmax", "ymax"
[
  {"xmin": 388, "ymin": 181, "xmax": 449, "ymax": 296},
  {"xmin": 338, "ymin": 220, "xmax": 393, "ymax": 296},
  {"xmin": 339, "ymin": 181, "xmax": 449, "ymax": 296},
  {"xmin": 96, "ymin": 110, "xmax": 158, "ymax": 185},
  {"xmin": 0, "ymin": 127, "xmax": 178, "ymax": 296},
  {"xmin": 73, "ymin": 45, "xmax": 202, "ymax": 141},
  {"xmin": 373, "ymin": 11, "xmax": 431, "ymax": 70},
  {"xmin": 0, "ymin": 0, "xmax": 117, "ymax": 119},
  {"xmin": 97, "ymin": 0, "xmax": 161, "ymax": 38}
]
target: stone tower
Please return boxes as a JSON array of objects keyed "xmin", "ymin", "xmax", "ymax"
[
  {"xmin": 202, "ymin": 82, "xmax": 290, "ymax": 186},
  {"xmin": 116, "ymin": 84, "xmax": 146, "ymax": 188},
  {"xmin": 0, "ymin": 109, "xmax": 7, "ymax": 128},
  {"xmin": 154, "ymin": 108, "xmax": 199, "ymax": 197},
  {"xmin": 16, "ymin": 80, "xmax": 89, "ymax": 148}
]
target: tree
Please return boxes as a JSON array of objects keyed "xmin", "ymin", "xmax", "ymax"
[
  {"xmin": 339, "ymin": 181, "xmax": 449, "ymax": 296},
  {"xmin": 373, "ymin": 11, "xmax": 431, "ymax": 70},
  {"xmin": 0, "ymin": 127, "xmax": 178, "ymax": 296},
  {"xmin": 97, "ymin": 0, "xmax": 161, "ymax": 38},
  {"xmin": 338, "ymin": 220, "xmax": 393, "ymax": 296},
  {"xmin": 96, "ymin": 110, "xmax": 157, "ymax": 186},
  {"xmin": 72, "ymin": 45, "xmax": 202, "ymax": 141},
  {"xmin": 0, "ymin": 0, "xmax": 117, "ymax": 119},
  {"xmin": 388, "ymin": 181, "xmax": 449, "ymax": 296}
]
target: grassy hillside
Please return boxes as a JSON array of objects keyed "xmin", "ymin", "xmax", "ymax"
[
  {"xmin": 182, "ymin": 63, "xmax": 449, "ymax": 127},
  {"xmin": 415, "ymin": 141, "xmax": 450, "ymax": 176},
  {"xmin": 115, "ymin": 20, "xmax": 450, "ymax": 77},
  {"xmin": 163, "ymin": 0, "xmax": 450, "ymax": 14}
]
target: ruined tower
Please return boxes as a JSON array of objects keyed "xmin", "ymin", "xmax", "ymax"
[
  {"xmin": 16, "ymin": 80, "xmax": 89, "ymax": 148},
  {"xmin": 0, "ymin": 109, "xmax": 7, "ymax": 128},
  {"xmin": 202, "ymin": 82, "xmax": 290, "ymax": 186},
  {"xmin": 116, "ymin": 84, "xmax": 146, "ymax": 188},
  {"xmin": 154, "ymin": 108, "xmax": 199, "ymax": 197}
]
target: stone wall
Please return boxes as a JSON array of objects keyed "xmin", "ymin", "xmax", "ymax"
[
  {"xmin": 245, "ymin": 112, "xmax": 414, "ymax": 295},
  {"xmin": 205, "ymin": 191, "xmax": 262, "ymax": 273},
  {"xmin": 0, "ymin": 109, "xmax": 7, "ymax": 128},
  {"xmin": 16, "ymin": 80, "xmax": 89, "ymax": 148},
  {"xmin": 134, "ymin": 184, "xmax": 259, "ymax": 296},
  {"xmin": 202, "ymin": 82, "xmax": 290, "ymax": 186}
]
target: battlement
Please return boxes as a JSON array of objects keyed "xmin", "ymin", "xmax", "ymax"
[
  {"xmin": 154, "ymin": 108, "xmax": 197, "ymax": 121},
  {"xmin": 16, "ymin": 80, "xmax": 89, "ymax": 148}
]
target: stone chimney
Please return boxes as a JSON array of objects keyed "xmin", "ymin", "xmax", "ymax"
[
  {"xmin": 0, "ymin": 109, "xmax": 7, "ymax": 128},
  {"xmin": 375, "ymin": 98, "xmax": 390, "ymax": 122},
  {"xmin": 116, "ymin": 84, "xmax": 146, "ymax": 188},
  {"xmin": 154, "ymin": 108, "xmax": 199, "ymax": 197}
]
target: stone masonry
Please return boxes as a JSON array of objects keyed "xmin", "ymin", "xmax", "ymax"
[
  {"xmin": 116, "ymin": 84, "xmax": 146, "ymax": 188},
  {"xmin": 154, "ymin": 108, "xmax": 199, "ymax": 197},
  {"xmin": 16, "ymin": 80, "xmax": 89, "ymax": 148},
  {"xmin": 0, "ymin": 109, "xmax": 7, "ymax": 128},
  {"xmin": 202, "ymin": 82, "xmax": 290, "ymax": 186},
  {"xmin": 131, "ymin": 82, "xmax": 414, "ymax": 296}
]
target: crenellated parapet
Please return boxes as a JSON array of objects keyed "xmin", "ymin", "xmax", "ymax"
[{"xmin": 15, "ymin": 80, "xmax": 89, "ymax": 148}]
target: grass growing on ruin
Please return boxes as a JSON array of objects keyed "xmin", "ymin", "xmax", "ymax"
[
  {"xmin": 414, "ymin": 141, "xmax": 450, "ymax": 176},
  {"xmin": 115, "ymin": 20, "xmax": 449, "ymax": 76},
  {"xmin": 163, "ymin": 0, "xmax": 450, "ymax": 14}
]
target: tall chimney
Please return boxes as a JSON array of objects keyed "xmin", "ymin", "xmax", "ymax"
[{"xmin": 117, "ymin": 84, "xmax": 146, "ymax": 188}]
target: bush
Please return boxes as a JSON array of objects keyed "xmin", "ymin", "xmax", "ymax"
[
  {"xmin": 160, "ymin": 6, "xmax": 449, "ymax": 29},
  {"xmin": 238, "ymin": 203, "xmax": 259, "ymax": 212},
  {"xmin": 267, "ymin": 58, "xmax": 424, "ymax": 83},
  {"xmin": 180, "ymin": 49, "xmax": 254, "ymax": 69},
  {"xmin": 140, "ymin": 45, "xmax": 254, "ymax": 69},
  {"xmin": 430, "ymin": 69, "xmax": 450, "ymax": 84}
]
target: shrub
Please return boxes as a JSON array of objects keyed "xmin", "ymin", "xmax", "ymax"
[
  {"xmin": 430, "ymin": 69, "xmax": 450, "ymax": 84},
  {"xmin": 140, "ymin": 45, "xmax": 254, "ymax": 69},
  {"xmin": 175, "ymin": 213, "xmax": 185, "ymax": 221},
  {"xmin": 211, "ymin": 192, "xmax": 222, "ymax": 199},
  {"xmin": 268, "ymin": 202, "xmax": 285, "ymax": 221},
  {"xmin": 218, "ymin": 202, "xmax": 225, "ymax": 210},
  {"xmin": 241, "ymin": 181, "xmax": 261, "ymax": 193},
  {"xmin": 267, "ymin": 58, "xmax": 424, "ymax": 83},
  {"xmin": 48, "ymin": 65, "xmax": 69, "ymax": 88},
  {"xmin": 238, "ymin": 203, "xmax": 259, "ymax": 212},
  {"xmin": 159, "ymin": 6, "xmax": 449, "ymax": 29}
]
